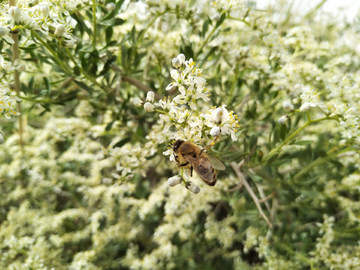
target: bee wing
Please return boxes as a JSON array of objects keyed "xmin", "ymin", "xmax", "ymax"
[
  {"xmin": 183, "ymin": 154, "xmax": 216, "ymax": 186},
  {"xmin": 204, "ymin": 153, "xmax": 225, "ymax": 170}
]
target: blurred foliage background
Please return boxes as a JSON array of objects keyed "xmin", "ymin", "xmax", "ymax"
[{"xmin": 1, "ymin": 0, "xmax": 360, "ymax": 269}]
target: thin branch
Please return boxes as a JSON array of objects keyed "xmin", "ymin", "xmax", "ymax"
[
  {"xmin": 230, "ymin": 162, "xmax": 273, "ymax": 228},
  {"xmin": 111, "ymin": 65, "xmax": 163, "ymax": 100}
]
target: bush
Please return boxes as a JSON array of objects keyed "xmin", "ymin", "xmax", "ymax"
[{"xmin": 1, "ymin": 0, "xmax": 360, "ymax": 269}]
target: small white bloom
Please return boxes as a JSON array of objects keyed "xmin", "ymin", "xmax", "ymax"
[
  {"xmin": 9, "ymin": 7, "xmax": 21, "ymax": 24},
  {"xmin": 102, "ymin": 178, "xmax": 113, "ymax": 185},
  {"xmin": 283, "ymin": 101, "xmax": 294, "ymax": 112},
  {"xmin": 212, "ymin": 107, "xmax": 223, "ymax": 124},
  {"xmin": 210, "ymin": 126, "xmax": 221, "ymax": 137},
  {"xmin": 133, "ymin": 97, "xmax": 143, "ymax": 107},
  {"xmin": 0, "ymin": 27, "xmax": 10, "ymax": 37},
  {"xmin": 54, "ymin": 25, "xmax": 66, "ymax": 37},
  {"xmin": 0, "ymin": 132, "xmax": 4, "ymax": 144},
  {"xmin": 40, "ymin": 5, "xmax": 50, "ymax": 17},
  {"xmin": 212, "ymin": 13, "xmax": 221, "ymax": 21},
  {"xmin": 64, "ymin": 40, "xmax": 76, "ymax": 48},
  {"xmin": 144, "ymin": 102, "xmax": 155, "ymax": 112},
  {"xmin": 177, "ymin": 54, "xmax": 186, "ymax": 65},
  {"xmin": 172, "ymin": 57, "xmax": 181, "ymax": 68},
  {"xmin": 278, "ymin": 115, "xmax": 289, "ymax": 124},
  {"xmin": 300, "ymin": 102, "xmax": 311, "ymax": 112},
  {"xmin": 186, "ymin": 181, "xmax": 200, "ymax": 194},
  {"xmin": 167, "ymin": 175, "xmax": 182, "ymax": 187},
  {"xmin": 15, "ymin": 63, "xmax": 26, "ymax": 72},
  {"xmin": 105, "ymin": 3, "xmax": 116, "ymax": 12},
  {"xmin": 146, "ymin": 91, "xmax": 155, "ymax": 102}
]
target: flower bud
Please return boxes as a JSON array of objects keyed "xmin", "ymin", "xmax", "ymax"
[
  {"xmin": 105, "ymin": 3, "xmax": 116, "ymax": 12},
  {"xmin": 193, "ymin": 15, "xmax": 200, "ymax": 23},
  {"xmin": 168, "ymin": 175, "xmax": 182, "ymax": 187},
  {"xmin": 102, "ymin": 178, "xmax": 112, "ymax": 185},
  {"xmin": 212, "ymin": 107, "xmax": 223, "ymax": 124},
  {"xmin": 177, "ymin": 54, "xmax": 186, "ymax": 65},
  {"xmin": 144, "ymin": 102, "xmax": 155, "ymax": 112},
  {"xmin": 300, "ymin": 102, "xmax": 311, "ymax": 112},
  {"xmin": 278, "ymin": 115, "xmax": 289, "ymax": 125},
  {"xmin": 186, "ymin": 181, "xmax": 200, "ymax": 194},
  {"xmin": 172, "ymin": 57, "xmax": 181, "ymax": 69},
  {"xmin": 64, "ymin": 40, "xmax": 76, "ymax": 48},
  {"xmin": 294, "ymin": 83, "xmax": 302, "ymax": 91},
  {"xmin": 210, "ymin": 126, "xmax": 221, "ymax": 137},
  {"xmin": 54, "ymin": 25, "xmax": 66, "ymax": 37},
  {"xmin": 146, "ymin": 91, "xmax": 155, "ymax": 102},
  {"xmin": 212, "ymin": 13, "xmax": 221, "ymax": 21},
  {"xmin": 16, "ymin": 63, "xmax": 26, "ymax": 72},
  {"xmin": 283, "ymin": 101, "xmax": 294, "ymax": 112},
  {"xmin": 40, "ymin": 5, "xmax": 50, "ymax": 17},
  {"xmin": 9, "ymin": 7, "xmax": 21, "ymax": 24},
  {"xmin": 0, "ymin": 132, "xmax": 4, "ymax": 144},
  {"xmin": 133, "ymin": 97, "xmax": 143, "ymax": 107},
  {"xmin": 0, "ymin": 26, "xmax": 10, "ymax": 37}
]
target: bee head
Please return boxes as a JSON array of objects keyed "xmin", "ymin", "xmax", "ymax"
[{"xmin": 173, "ymin": 140, "xmax": 184, "ymax": 153}]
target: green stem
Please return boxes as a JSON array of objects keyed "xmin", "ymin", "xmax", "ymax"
[
  {"xmin": 226, "ymin": 65, "xmax": 239, "ymax": 106},
  {"xmin": 92, "ymin": 0, "xmax": 97, "ymax": 50},
  {"xmin": 31, "ymin": 30, "xmax": 72, "ymax": 73},
  {"xmin": 227, "ymin": 15, "xmax": 250, "ymax": 26},
  {"xmin": 264, "ymin": 115, "xmax": 339, "ymax": 161},
  {"xmin": 155, "ymin": 109, "xmax": 168, "ymax": 115},
  {"xmin": 135, "ymin": 12, "xmax": 165, "ymax": 47},
  {"xmin": 195, "ymin": 23, "xmax": 218, "ymax": 59},
  {"xmin": 293, "ymin": 148, "xmax": 356, "ymax": 181}
]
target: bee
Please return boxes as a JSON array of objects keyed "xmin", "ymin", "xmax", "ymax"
[{"xmin": 173, "ymin": 139, "xmax": 225, "ymax": 186}]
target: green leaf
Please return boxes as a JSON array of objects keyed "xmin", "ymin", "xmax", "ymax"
[
  {"xmin": 113, "ymin": 137, "xmax": 131, "ymax": 148},
  {"xmin": 184, "ymin": 45, "xmax": 194, "ymax": 59},
  {"xmin": 100, "ymin": 55, "xmax": 117, "ymax": 76},
  {"xmin": 60, "ymin": 90, "xmax": 80, "ymax": 102},
  {"xmin": 74, "ymin": 66, "xmax": 81, "ymax": 76},
  {"xmin": 249, "ymin": 135, "xmax": 257, "ymax": 150},
  {"xmin": 74, "ymin": 80, "xmax": 93, "ymax": 93},
  {"xmin": 279, "ymin": 124, "xmax": 287, "ymax": 141},
  {"xmin": 202, "ymin": 19, "xmax": 209, "ymax": 39},
  {"xmin": 264, "ymin": 153, "xmax": 279, "ymax": 166},
  {"xmin": 105, "ymin": 120, "xmax": 115, "ymax": 131},
  {"xmin": 294, "ymin": 140, "xmax": 313, "ymax": 145},
  {"xmin": 106, "ymin": 27, "xmax": 113, "ymax": 44},
  {"xmin": 215, "ymin": 13, "xmax": 226, "ymax": 28},
  {"xmin": 102, "ymin": 0, "xmax": 125, "ymax": 21}
]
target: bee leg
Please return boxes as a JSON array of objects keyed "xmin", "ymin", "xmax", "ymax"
[
  {"xmin": 190, "ymin": 166, "xmax": 193, "ymax": 177},
  {"xmin": 200, "ymin": 135, "xmax": 220, "ymax": 155},
  {"xmin": 178, "ymin": 162, "xmax": 189, "ymax": 167}
]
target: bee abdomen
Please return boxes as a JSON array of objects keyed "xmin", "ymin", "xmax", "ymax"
[{"xmin": 208, "ymin": 167, "xmax": 217, "ymax": 186}]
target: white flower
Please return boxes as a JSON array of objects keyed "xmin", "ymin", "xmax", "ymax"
[
  {"xmin": 54, "ymin": 25, "xmax": 66, "ymax": 37},
  {"xmin": 300, "ymin": 102, "xmax": 311, "ymax": 112},
  {"xmin": 133, "ymin": 97, "xmax": 143, "ymax": 107},
  {"xmin": 64, "ymin": 40, "xmax": 76, "ymax": 48},
  {"xmin": 167, "ymin": 175, "xmax": 182, "ymax": 187},
  {"xmin": 278, "ymin": 115, "xmax": 289, "ymax": 124},
  {"xmin": 146, "ymin": 91, "xmax": 155, "ymax": 102},
  {"xmin": 212, "ymin": 107, "xmax": 223, "ymax": 124},
  {"xmin": 210, "ymin": 126, "xmax": 221, "ymax": 137},
  {"xmin": 186, "ymin": 181, "xmax": 200, "ymax": 194},
  {"xmin": 177, "ymin": 54, "xmax": 186, "ymax": 65},
  {"xmin": 172, "ymin": 58, "xmax": 181, "ymax": 68},
  {"xmin": 9, "ymin": 6, "xmax": 21, "ymax": 24},
  {"xmin": 105, "ymin": 3, "xmax": 116, "ymax": 12},
  {"xmin": 144, "ymin": 102, "xmax": 155, "ymax": 112},
  {"xmin": 212, "ymin": 13, "xmax": 221, "ymax": 21},
  {"xmin": 40, "ymin": 5, "xmax": 50, "ymax": 17},
  {"xmin": 0, "ymin": 27, "xmax": 10, "ymax": 37},
  {"xmin": 283, "ymin": 101, "xmax": 294, "ymax": 112}
]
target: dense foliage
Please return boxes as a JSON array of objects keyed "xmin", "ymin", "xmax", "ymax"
[{"xmin": 1, "ymin": 0, "xmax": 360, "ymax": 269}]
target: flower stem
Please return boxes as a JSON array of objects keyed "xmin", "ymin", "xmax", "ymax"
[
  {"xmin": 31, "ymin": 30, "xmax": 72, "ymax": 74},
  {"xmin": 264, "ymin": 115, "xmax": 339, "ymax": 161},
  {"xmin": 10, "ymin": 0, "xmax": 24, "ymax": 157},
  {"xmin": 195, "ymin": 23, "xmax": 219, "ymax": 59},
  {"xmin": 92, "ymin": 0, "xmax": 97, "ymax": 50}
]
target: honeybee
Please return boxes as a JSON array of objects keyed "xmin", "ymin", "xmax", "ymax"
[{"xmin": 173, "ymin": 139, "xmax": 225, "ymax": 186}]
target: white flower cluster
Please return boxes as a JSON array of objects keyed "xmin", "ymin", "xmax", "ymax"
[
  {"xmin": 0, "ymin": 82, "xmax": 21, "ymax": 119},
  {"xmin": 135, "ymin": 54, "xmax": 239, "ymax": 192},
  {"xmin": 0, "ymin": 0, "xmax": 78, "ymax": 44}
]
